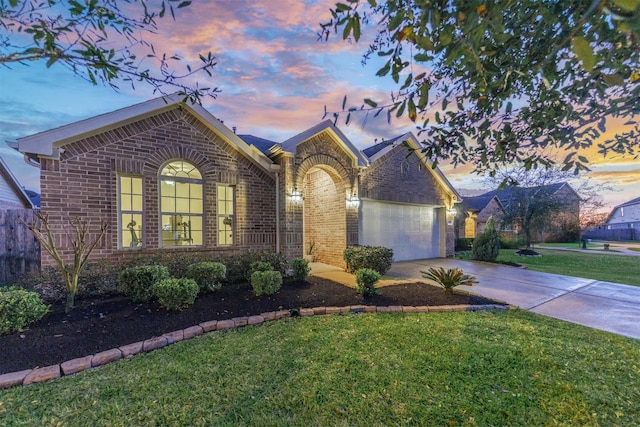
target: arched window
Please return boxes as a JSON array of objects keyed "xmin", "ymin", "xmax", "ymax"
[{"xmin": 159, "ymin": 160, "xmax": 203, "ymax": 246}]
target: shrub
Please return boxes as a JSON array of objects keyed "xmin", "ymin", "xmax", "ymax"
[
  {"xmin": 499, "ymin": 235, "xmax": 525, "ymax": 249},
  {"xmin": 455, "ymin": 238, "xmax": 474, "ymax": 252},
  {"xmin": 421, "ymin": 267, "xmax": 478, "ymax": 293},
  {"xmin": 250, "ymin": 261, "xmax": 273, "ymax": 274},
  {"xmin": 355, "ymin": 268, "xmax": 381, "ymax": 297},
  {"xmin": 343, "ymin": 246, "xmax": 393, "ymax": 275},
  {"xmin": 472, "ymin": 216, "xmax": 501, "ymax": 261},
  {"xmin": 118, "ymin": 265, "xmax": 170, "ymax": 302},
  {"xmin": 0, "ymin": 287, "xmax": 49, "ymax": 335},
  {"xmin": 226, "ymin": 251, "xmax": 289, "ymax": 283},
  {"xmin": 250, "ymin": 271, "xmax": 282, "ymax": 296},
  {"xmin": 126, "ymin": 252, "xmax": 215, "ymax": 278},
  {"xmin": 291, "ymin": 258, "xmax": 311, "ymax": 282},
  {"xmin": 153, "ymin": 278, "xmax": 199, "ymax": 311},
  {"xmin": 186, "ymin": 262, "xmax": 226, "ymax": 293}
]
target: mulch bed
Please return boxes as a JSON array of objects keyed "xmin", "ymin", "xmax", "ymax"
[{"xmin": 1, "ymin": 277, "xmax": 503, "ymax": 375}]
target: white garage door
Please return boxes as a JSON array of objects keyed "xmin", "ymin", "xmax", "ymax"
[{"xmin": 359, "ymin": 200, "xmax": 442, "ymax": 261}]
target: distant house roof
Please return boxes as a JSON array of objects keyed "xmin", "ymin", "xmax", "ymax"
[
  {"xmin": 361, "ymin": 135, "xmax": 404, "ymax": 159},
  {"xmin": 460, "ymin": 194, "xmax": 501, "ymax": 213},
  {"xmin": 25, "ymin": 189, "xmax": 41, "ymax": 208},
  {"xmin": 478, "ymin": 182, "xmax": 573, "ymax": 207},
  {"xmin": 0, "ymin": 157, "xmax": 34, "ymax": 209},
  {"xmin": 614, "ymin": 196, "xmax": 640, "ymax": 208}
]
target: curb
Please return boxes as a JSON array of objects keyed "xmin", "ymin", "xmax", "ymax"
[{"xmin": 0, "ymin": 304, "xmax": 515, "ymax": 389}]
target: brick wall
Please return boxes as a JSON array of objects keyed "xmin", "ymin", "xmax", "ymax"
[{"xmin": 39, "ymin": 108, "xmax": 276, "ymax": 266}]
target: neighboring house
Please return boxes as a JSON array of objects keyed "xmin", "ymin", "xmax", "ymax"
[
  {"xmin": 606, "ymin": 197, "xmax": 640, "ymax": 230},
  {"xmin": 11, "ymin": 95, "xmax": 461, "ymax": 269},
  {"xmin": 0, "ymin": 156, "xmax": 34, "ymax": 209},
  {"xmin": 454, "ymin": 194, "xmax": 505, "ymax": 239},
  {"xmin": 456, "ymin": 182, "xmax": 581, "ymax": 242}
]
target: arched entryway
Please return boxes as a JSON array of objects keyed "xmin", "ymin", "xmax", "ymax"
[{"xmin": 302, "ymin": 166, "xmax": 347, "ymax": 267}]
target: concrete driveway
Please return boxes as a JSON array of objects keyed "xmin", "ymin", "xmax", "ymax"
[{"xmin": 387, "ymin": 258, "xmax": 640, "ymax": 340}]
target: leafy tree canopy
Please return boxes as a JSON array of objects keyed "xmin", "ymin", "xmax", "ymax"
[
  {"xmin": 321, "ymin": 0, "xmax": 639, "ymax": 174},
  {"xmin": 0, "ymin": 0, "xmax": 219, "ymax": 103}
]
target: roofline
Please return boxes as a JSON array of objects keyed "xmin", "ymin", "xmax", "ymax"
[
  {"xmin": 280, "ymin": 120, "xmax": 369, "ymax": 167},
  {"xmin": 14, "ymin": 94, "xmax": 277, "ymax": 175},
  {"xmin": 0, "ymin": 157, "xmax": 34, "ymax": 209},
  {"xmin": 368, "ymin": 132, "xmax": 462, "ymax": 203}
]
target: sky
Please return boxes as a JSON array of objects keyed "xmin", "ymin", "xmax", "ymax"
[{"xmin": 0, "ymin": 0, "xmax": 638, "ymax": 212}]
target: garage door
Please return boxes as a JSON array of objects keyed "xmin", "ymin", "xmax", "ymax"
[{"xmin": 359, "ymin": 200, "xmax": 442, "ymax": 261}]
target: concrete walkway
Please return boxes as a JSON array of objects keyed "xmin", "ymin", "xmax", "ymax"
[{"xmin": 311, "ymin": 260, "xmax": 640, "ymax": 340}]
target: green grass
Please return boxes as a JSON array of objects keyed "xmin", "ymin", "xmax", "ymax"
[
  {"xmin": 628, "ymin": 247, "xmax": 640, "ymax": 253},
  {"xmin": 536, "ymin": 242, "xmax": 601, "ymax": 249},
  {"xmin": 1, "ymin": 311, "xmax": 639, "ymax": 426},
  {"xmin": 497, "ymin": 249, "xmax": 640, "ymax": 286}
]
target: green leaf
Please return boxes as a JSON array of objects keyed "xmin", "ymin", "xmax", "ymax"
[
  {"xmin": 388, "ymin": 13, "xmax": 404, "ymax": 31},
  {"xmin": 342, "ymin": 95, "xmax": 347, "ymax": 110},
  {"xmin": 572, "ymin": 36, "xmax": 596, "ymax": 71},
  {"xmin": 364, "ymin": 98, "xmax": 378, "ymax": 108},
  {"xmin": 177, "ymin": 1, "xmax": 192, "ymax": 8},
  {"xmin": 408, "ymin": 98, "xmax": 417, "ymax": 122},
  {"xmin": 335, "ymin": 3, "xmax": 352, "ymax": 11},
  {"xmin": 352, "ymin": 14, "xmax": 361, "ymax": 41},
  {"xmin": 506, "ymin": 101, "xmax": 512, "ymax": 114},
  {"xmin": 602, "ymin": 73, "xmax": 625, "ymax": 86},
  {"xmin": 613, "ymin": 0, "xmax": 640, "ymax": 12}
]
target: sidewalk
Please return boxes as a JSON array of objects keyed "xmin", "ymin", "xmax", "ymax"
[{"xmin": 310, "ymin": 260, "xmax": 640, "ymax": 340}]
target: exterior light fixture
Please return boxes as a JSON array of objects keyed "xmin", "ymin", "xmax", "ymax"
[
  {"xmin": 290, "ymin": 187, "xmax": 302, "ymax": 204},
  {"xmin": 347, "ymin": 191, "xmax": 360, "ymax": 208}
]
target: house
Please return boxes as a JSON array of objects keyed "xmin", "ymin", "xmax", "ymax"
[
  {"xmin": 11, "ymin": 95, "xmax": 461, "ymax": 269},
  {"xmin": 0, "ymin": 157, "xmax": 34, "ymax": 209},
  {"xmin": 454, "ymin": 194, "xmax": 505, "ymax": 239},
  {"xmin": 456, "ymin": 182, "xmax": 581, "ymax": 242},
  {"xmin": 606, "ymin": 197, "xmax": 640, "ymax": 230}
]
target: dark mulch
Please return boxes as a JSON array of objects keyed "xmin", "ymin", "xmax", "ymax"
[{"xmin": 1, "ymin": 277, "xmax": 502, "ymax": 375}]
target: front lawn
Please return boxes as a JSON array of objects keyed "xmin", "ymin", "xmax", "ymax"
[
  {"xmin": 496, "ymin": 249, "xmax": 640, "ymax": 286},
  {"xmin": 1, "ymin": 311, "xmax": 638, "ymax": 426}
]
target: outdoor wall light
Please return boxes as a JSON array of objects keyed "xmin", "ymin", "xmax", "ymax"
[
  {"xmin": 347, "ymin": 192, "xmax": 360, "ymax": 208},
  {"xmin": 447, "ymin": 209, "xmax": 457, "ymax": 217},
  {"xmin": 290, "ymin": 187, "xmax": 302, "ymax": 204}
]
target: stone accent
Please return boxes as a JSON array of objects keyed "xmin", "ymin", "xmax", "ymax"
[
  {"xmin": 260, "ymin": 311, "xmax": 277, "ymax": 321},
  {"xmin": 0, "ymin": 369, "xmax": 32, "ymax": 389},
  {"xmin": 313, "ymin": 307, "xmax": 326, "ymax": 315},
  {"xmin": 23, "ymin": 365, "xmax": 61, "ymax": 385},
  {"xmin": 184, "ymin": 325, "xmax": 204, "ymax": 339},
  {"xmin": 143, "ymin": 336, "xmax": 169, "ymax": 352},
  {"xmin": 275, "ymin": 310, "xmax": 291, "ymax": 319},
  {"xmin": 216, "ymin": 319, "xmax": 235, "ymax": 330},
  {"xmin": 199, "ymin": 320, "xmax": 218, "ymax": 332},
  {"xmin": 120, "ymin": 341, "xmax": 144, "ymax": 358},
  {"xmin": 248, "ymin": 315, "xmax": 265, "ymax": 325},
  {"xmin": 91, "ymin": 349, "xmax": 122, "ymax": 367},
  {"xmin": 231, "ymin": 317, "xmax": 248, "ymax": 327},
  {"xmin": 325, "ymin": 306, "xmax": 341, "ymax": 314},
  {"xmin": 300, "ymin": 308, "xmax": 315, "ymax": 316},
  {"xmin": 61, "ymin": 356, "xmax": 93, "ymax": 375},
  {"xmin": 162, "ymin": 330, "xmax": 184, "ymax": 344}
]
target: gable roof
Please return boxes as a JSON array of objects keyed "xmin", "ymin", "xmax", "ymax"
[
  {"xmin": 460, "ymin": 194, "xmax": 503, "ymax": 213},
  {"xmin": 0, "ymin": 157, "xmax": 34, "ymax": 208},
  {"xmin": 614, "ymin": 196, "xmax": 640, "ymax": 209},
  {"xmin": 363, "ymin": 132, "xmax": 462, "ymax": 203},
  {"xmin": 238, "ymin": 134, "xmax": 281, "ymax": 155},
  {"xmin": 280, "ymin": 120, "xmax": 369, "ymax": 167},
  {"xmin": 11, "ymin": 94, "xmax": 278, "ymax": 175},
  {"xmin": 479, "ymin": 182, "xmax": 575, "ymax": 206}
]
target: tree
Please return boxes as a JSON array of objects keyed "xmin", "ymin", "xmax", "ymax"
[
  {"xmin": 321, "ymin": 1, "xmax": 640, "ymax": 174},
  {"xmin": 471, "ymin": 216, "xmax": 500, "ymax": 261},
  {"xmin": 24, "ymin": 213, "xmax": 107, "ymax": 313},
  {"xmin": 0, "ymin": 0, "xmax": 219, "ymax": 103}
]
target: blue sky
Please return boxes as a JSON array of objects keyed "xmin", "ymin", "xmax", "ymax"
[{"xmin": 1, "ymin": 0, "xmax": 637, "ymax": 210}]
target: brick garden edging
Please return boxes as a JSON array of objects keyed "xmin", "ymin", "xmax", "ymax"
[{"xmin": 0, "ymin": 304, "xmax": 513, "ymax": 389}]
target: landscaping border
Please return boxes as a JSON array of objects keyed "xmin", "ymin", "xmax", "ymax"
[{"xmin": 0, "ymin": 304, "xmax": 513, "ymax": 389}]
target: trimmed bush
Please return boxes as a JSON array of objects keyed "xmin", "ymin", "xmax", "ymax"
[
  {"xmin": 343, "ymin": 246, "xmax": 394, "ymax": 275},
  {"xmin": 355, "ymin": 268, "xmax": 381, "ymax": 297},
  {"xmin": 472, "ymin": 216, "xmax": 501, "ymax": 262},
  {"xmin": 118, "ymin": 265, "xmax": 170, "ymax": 302},
  {"xmin": 250, "ymin": 261, "xmax": 273, "ymax": 274},
  {"xmin": 0, "ymin": 287, "xmax": 49, "ymax": 335},
  {"xmin": 186, "ymin": 262, "xmax": 226, "ymax": 293},
  {"xmin": 455, "ymin": 238, "xmax": 474, "ymax": 252},
  {"xmin": 421, "ymin": 267, "xmax": 478, "ymax": 293},
  {"xmin": 499, "ymin": 235, "xmax": 525, "ymax": 249},
  {"xmin": 153, "ymin": 278, "xmax": 199, "ymax": 311},
  {"xmin": 226, "ymin": 251, "xmax": 289, "ymax": 283},
  {"xmin": 251, "ymin": 271, "xmax": 282, "ymax": 297},
  {"xmin": 291, "ymin": 258, "xmax": 311, "ymax": 282}
]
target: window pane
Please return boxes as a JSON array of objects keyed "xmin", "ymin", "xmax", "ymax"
[
  {"xmin": 121, "ymin": 196, "xmax": 132, "ymax": 211},
  {"xmin": 176, "ymin": 197, "xmax": 190, "ymax": 213},
  {"xmin": 121, "ymin": 214, "xmax": 143, "ymax": 247},
  {"xmin": 191, "ymin": 199, "xmax": 203, "ymax": 214},
  {"xmin": 132, "ymin": 195, "xmax": 143, "ymax": 211},
  {"xmin": 190, "ymin": 183, "xmax": 203, "ymax": 199},
  {"xmin": 118, "ymin": 176, "xmax": 143, "ymax": 249},
  {"xmin": 161, "ymin": 181, "xmax": 175, "ymax": 197},
  {"xmin": 176, "ymin": 182, "xmax": 189, "ymax": 198},
  {"xmin": 161, "ymin": 197, "xmax": 174, "ymax": 212},
  {"xmin": 132, "ymin": 178, "xmax": 142, "ymax": 194},
  {"xmin": 120, "ymin": 176, "xmax": 131, "ymax": 193}
]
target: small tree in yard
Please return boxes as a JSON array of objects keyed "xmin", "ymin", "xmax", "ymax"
[
  {"xmin": 472, "ymin": 216, "xmax": 500, "ymax": 262},
  {"xmin": 25, "ymin": 212, "xmax": 107, "ymax": 312},
  {"xmin": 422, "ymin": 267, "xmax": 478, "ymax": 293}
]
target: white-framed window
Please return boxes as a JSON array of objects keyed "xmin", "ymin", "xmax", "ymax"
[
  {"xmin": 118, "ymin": 175, "xmax": 144, "ymax": 249},
  {"xmin": 217, "ymin": 184, "xmax": 235, "ymax": 246},
  {"xmin": 159, "ymin": 160, "xmax": 203, "ymax": 247}
]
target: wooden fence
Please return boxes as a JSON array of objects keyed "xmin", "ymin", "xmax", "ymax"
[
  {"xmin": 582, "ymin": 227, "xmax": 639, "ymax": 241},
  {"xmin": 0, "ymin": 209, "xmax": 40, "ymax": 283}
]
